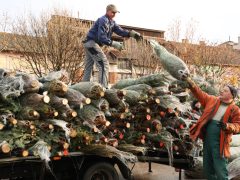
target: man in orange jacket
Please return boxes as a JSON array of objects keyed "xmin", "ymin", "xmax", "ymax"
[{"xmin": 186, "ymin": 78, "xmax": 240, "ymax": 180}]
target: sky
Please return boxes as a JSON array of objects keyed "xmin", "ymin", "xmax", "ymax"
[{"xmin": 0, "ymin": 0, "xmax": 239, "ymax": 43}]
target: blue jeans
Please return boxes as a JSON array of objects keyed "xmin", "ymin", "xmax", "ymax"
[{"xmin": 82, "ymin": 40, "xmax": 109, "ymax": 88}]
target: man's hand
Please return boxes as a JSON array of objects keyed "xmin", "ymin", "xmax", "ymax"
[
  {"xmin": 111, "ymin": 41, "xmax": 124, "ymax": 51},
  {"xmin": 218, "ymin": 121, "xmax": 227, "ymax": 131},
  {"xmin": 129, "ymin": 30, "xmax": 143, "ymax": 41}
]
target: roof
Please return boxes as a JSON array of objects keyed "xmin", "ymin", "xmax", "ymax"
[
  {"xmin": 0, "ymin": 32, "xmax": 17, "ymax": 51},
  {"xmin": 50, "ymin": 15, "xmax": 165, "ymax": 35},
  {"xmin": 121, "ymin": 25, "xmax": 164, "ymax": 33},
  {"xmin": 219, "ymin": 41, "xmax": 236, "ymax": 46},
  {"xmin": 0, "ymin": 32, "xmax": 43, "ymax": 53},
  {"xmin": 0, "ymin": 32, "xmax": 30, "ymax": 53}
]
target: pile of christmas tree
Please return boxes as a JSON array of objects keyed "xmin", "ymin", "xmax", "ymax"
[{"xmin": 0, "ymin": 68, "xmax": 210, "ymax": 162}]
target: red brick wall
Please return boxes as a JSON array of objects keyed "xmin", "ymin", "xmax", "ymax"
[{"xmin": 109, "ymin": 72, "xmax": 118, "ymax": 84}]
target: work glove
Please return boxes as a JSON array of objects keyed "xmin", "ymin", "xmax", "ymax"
[
  {"xmin": 129, "ymin": 30, "xmax": 143, "ymax": 41},
  {"xmin": 111, "ymin": 41, "xmax": 124, "ymax": 51},
  {"xmin": 218, "ymin": 122, "xmax": 227, "ymax": 131}
]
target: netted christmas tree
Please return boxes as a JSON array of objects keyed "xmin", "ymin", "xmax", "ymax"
[{"xmin": 0, "ymin": 68, "xmax": 205, "ymax": 163}]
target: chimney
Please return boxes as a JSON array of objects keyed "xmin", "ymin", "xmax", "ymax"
[{"xmin": 182, "ymin": 39, "xmax": 189, "ymax": 44}]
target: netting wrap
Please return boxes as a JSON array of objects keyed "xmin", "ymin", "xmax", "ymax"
[
  {"xmin": 0, "ymin": 76, "xmax": 25, "ymax": 98},
  {"xmin": 149, "ymin": 40, "xmax": 190, "ymax": 80},
  {"xmin": 30, "ymin": 140, "xmax": 51, "ymax": 162}
]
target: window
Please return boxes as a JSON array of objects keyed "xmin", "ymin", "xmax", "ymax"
[
  {"xmin": 118, "ymin": 73, "xmax": 132, "ymax": 80},
  {"xmin": 117, "ymin": 59, "xmax": 131, "ymax": 70}
]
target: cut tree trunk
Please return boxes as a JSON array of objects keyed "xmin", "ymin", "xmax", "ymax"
[
  {"xmin": 104, "ymin": 89, "xmax": 126, "ymax": 107},
  {"xmin": 18, "ymin": 107, "xmax": 40, "ymax": 120},
  {"xmin": 19, "ymin": 93, "xmax": 50, "ymax": 107},
  {"xmin": 108, "ymin": 121, "xmax": 131, "ymax": 129},
  {"xmin": 105, "ymin": 109, "xmax": 126, "ymax": 122},
  {"xmin": 49, "ymin": 95, "xmax": 77, "ymax": 120},
  {"xmin": 91, "ymin": 98, "xmax": 109, "ymax": 112},
  {"xmin": 104, "ymin": 89, "xmax": 128, "ymax": 112},
  {"xmin": 42, "ymin": 80, "xmax": 68, "ymax": 96},
  {"xmin": 71, "ymin": 82, "xmax": 104, "ymax": 99},
  {"xmin": 0, "ymin": 141, "xmax": 11, "ymax": 153},
  {"xmin": 15, "ymin": 72, "xmax": 40, "ymax": 93},
  {"xmin": 76, "ymin": 105, "xmax": 106, "ymax": 124},
  {"xmin": 145, "ymin": 96, "xmax": 161, "ymax": 105},
  {"xmin": 61, "ymin": 88, "xmax": 91, "ymax": 109},
  {"xmin": 49, "ymin": 95, "xmax": 69, "ymax": 110},
  {"xmin": 124, "ymin": 90, "xmax": 148, "ymax": 106},
  {"xmin": 34, "ymin": 104, "xmax": 58, "ymax": 119}
]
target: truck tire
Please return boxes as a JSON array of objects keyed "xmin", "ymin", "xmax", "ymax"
[{"xmin": 82, "ymin": 162, "xmax": 119, "ymax": 180}]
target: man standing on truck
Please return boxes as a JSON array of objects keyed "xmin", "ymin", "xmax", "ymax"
[
  {"xmin": 185, "ymin": 78, "xmax": 240, "ymax": 180},
  {"xmin": 82, "ymin": 4, "xmax": 142, "ymax": 88}
]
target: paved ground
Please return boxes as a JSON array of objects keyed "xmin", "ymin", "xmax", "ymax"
[
  {"xmin": 118, "ymin": 162, "xmax": 182, "ymax": 180},
  {"xmin": 118, "ymin": 162, "xmax": 205, "ymax": 180},
  {"xmin": 131, "ymin": 162, "xmax": 181, "ymax": 180}
]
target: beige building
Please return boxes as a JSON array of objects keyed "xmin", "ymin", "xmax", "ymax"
[
  {"xmin": 1, "ymin": 15, "xmax": 239, "ymax": 86},
  {"xmin": 0, "ymin": 15, "xmax": 165, "ymax": 85},
  {"xmin": 220, "ymin": 36, "xmax": 240, "ymax": 50},
  {"xmin": 0, "ymin": 32, "xmax": 34, "ymax": 74},
  {"xmin": 0, "ymin": 33, "xmax": 24, "ymax": 71}
]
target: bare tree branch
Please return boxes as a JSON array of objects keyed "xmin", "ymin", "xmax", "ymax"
[
  {"xmin": 11, "ymin": 9, "xmax": 91, "ymax": 82},
  {"xmin": 0, "ymin": 12, "xmax": 11, "ymax": 52}
]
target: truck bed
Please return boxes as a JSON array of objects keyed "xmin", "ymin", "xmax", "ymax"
[{"xmin": 0, "ymin": 152, "xmax": 85, "ymax": 179}]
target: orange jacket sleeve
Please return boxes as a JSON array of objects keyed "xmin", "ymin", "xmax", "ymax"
[
  {"xmin": 187, "ymin": 78, "xmax": 212, "ymax": 108},
  {"xmin": 226, "ymin": 107, "xmax": 240, "ymax": 134}
]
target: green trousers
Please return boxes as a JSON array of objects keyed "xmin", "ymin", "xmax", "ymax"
[{"xmin": 203, "ymin": 120, "xmax": 228, "ymax": 180}]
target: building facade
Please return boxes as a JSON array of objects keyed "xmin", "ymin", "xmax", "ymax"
[
  {"xmin": 220, "ymin": 36, "xmax": 240, "ymax": 50},
  {"xmin": 0, "ymin": 15, "xmax": 165, "ymax": 85},
  {"xmin": 1, "ymin": 15, "xmax": 239, "ymax": 86}
]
